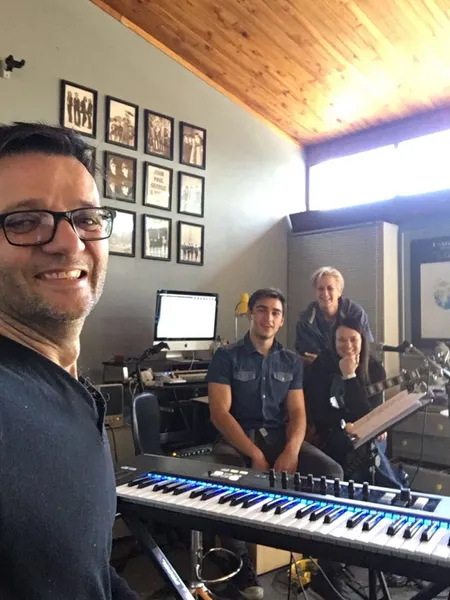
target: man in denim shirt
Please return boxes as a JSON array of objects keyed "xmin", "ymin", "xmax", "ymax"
[{"xmin": 207, "ymin": 288, "xmax": 342, "ymax": 600}]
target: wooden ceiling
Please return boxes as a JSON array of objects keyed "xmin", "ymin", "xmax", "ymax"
[{"xmin": 92, "ymin": 0, "xmax": 450, "ymax": 145}]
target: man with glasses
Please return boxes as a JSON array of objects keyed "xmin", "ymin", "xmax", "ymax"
[{"xmin": 0, "ymin": 122, "xmax": 138, "ymax": 599}]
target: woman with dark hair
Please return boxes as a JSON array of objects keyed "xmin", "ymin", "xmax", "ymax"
[{"xmin": 303, "ymin": 317, "xmax": 399, "ymax": 487}]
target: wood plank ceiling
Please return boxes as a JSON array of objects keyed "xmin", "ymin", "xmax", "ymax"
[{"xmin": 91, "ymin": 0, "xmax": 450, "ymax": 145}]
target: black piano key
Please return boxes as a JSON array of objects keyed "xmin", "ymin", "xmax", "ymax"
[
  {"xmin": 218, "ymin": 491, "xmax": 242, "ymax": 505},
  {"xmin": 201, "ymin": 488, "xmax": 225, "ymax": 501},
  {"xmin": 243, "ymin": 494, "xmax": 266, "ymax": 509},
  {"xmin": 173, "ymin": 483, "xmax": 198, "ymax": 496},
  {"xmin": 404, "ymin": 520, "xmax": 424, "ymax": 539},
  {"xmin": 190, "ymin": 486, "xmax": 208, "ymax": 499},
  {"xmin": 310, "ymin": 505, "xmax": 334, "ymax": 521},
  {"xmin": 230, "ymin": 492, "xmax": 255, "ymax": 506},
  {"xmin": 296, "ymin": 502, "xmax": 320, "ymax": 519},
  {"xmin": 362, "ymin": 513, "xmax": 383, "ymax": 531},
  {"xmin": 128, "ymin": 474, "xmax": 153, "ymax": 487},
  {"xmin": 387, "ymin": 517, "xmax": 408, "ymax": 536},
  {"xmin": 420, "ymin": 522, "xmax": 439, "ymax": 542},
  {"xmin": 262, "ymin": 498, "xmax": 286, "ymax": 513},
  {"xmin": 152, "ymin": 479, "xmax": 175, "ymax": 492},
  {"xmin": 163, "ymin": 481, "xmax": 185, "ymax": 494},
  {"xmin": 275, "ymin": 500, "xmax": 299, "ymax": 515},
  {"xmin": 347, "ymin": 511, "xmax": 370, "ymax": 529},
  {"xmin": 324, "ymin": 507, "xmax": 347, "ymax": 524}
]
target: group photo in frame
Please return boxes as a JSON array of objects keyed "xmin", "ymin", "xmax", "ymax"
[
  {"xmin": 177, "ymin": 221, "xmax": 204, "ymax": 266},
  {"xmin": 105, "ymin": 96, "xmax": 139, "ymax": 150},
  {"xmin": 179, "ymin": 121, "xmax": 207, "ymax": 169},
  {"xmin": 410, "ymin": 235, "xmax": 450, "ymax": 347},
  {"xmin": 178, "ymin": 171, "xmax": 205, "ymax": 218},
  {"xmin": 143, "ymin": 162, "xmax": 173, "ymax": 211},
  {"xmin": 108, "ymin": 207, "xmax": 136, "ymax": 258},
  {"xmin": 144, "ymin": 109, "xmax": 174, "ymax": 161},
  {"xmin": 104, "ymin": 151, "xmax": 137, "ymax": 203},
  {"xmin": 142, "ymin": 214, "xmax": 172, "ymax": 262},
  {"xmin": 60, "ymin": 79, "xmax": 97, "ymax": 139}
]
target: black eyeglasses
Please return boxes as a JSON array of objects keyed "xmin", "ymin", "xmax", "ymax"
[{"xmin": 0, "ymin": 207, "xmax": 116, "ymax": 247}]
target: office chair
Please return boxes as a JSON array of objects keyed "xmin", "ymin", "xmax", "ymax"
[{"xmin": 130, "ymin": 389, "xmax": 241, "ymax": 599}]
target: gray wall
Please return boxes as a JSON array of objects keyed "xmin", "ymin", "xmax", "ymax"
[{"xmin": 0, "ymin": 0, "xmax": 305, "ymax": 381}]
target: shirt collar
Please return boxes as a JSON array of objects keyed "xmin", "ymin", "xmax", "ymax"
[{"xmin": 243, "ymin": 331, "xmax": 282, "ymax": 355}]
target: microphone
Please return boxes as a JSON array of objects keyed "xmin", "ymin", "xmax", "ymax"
[{"xmin": 375, "ymin": 340, "xmax": 413, "ymax": 353}]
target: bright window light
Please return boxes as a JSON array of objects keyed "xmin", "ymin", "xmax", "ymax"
[
  {"xmin": 309, "ymin": 145, "xmax": 396, "ymax": 211},
  {"xmin": 397, "ymin": 129, "xmax": 450, "ymax": 196}
]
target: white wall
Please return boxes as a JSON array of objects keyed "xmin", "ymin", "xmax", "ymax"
[{"xmin": 0, "ymin": 0, "xmax": 305, "ymax": 380}]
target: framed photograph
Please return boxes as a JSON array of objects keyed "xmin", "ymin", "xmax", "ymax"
[
  {"xmin": 105, "ymin": 96, "xmax": 139, "ymax": 150},
  {"xmin": 142, "ymin": 214, "xmax": 172, "ymax": 261},
  {"xmin": 177, "ymin": 221, "xmax": 204, "ymax": 266},
  {"xmin": 86, "ymin": 145, "xmax": 97, "ymax": 174},
  {"xmin": 60, "ymin": 80, "xmax": 97, "ymax": 138},
  {"xmin": 179, "ymin": 122, "xmax": 207, "ymax": 169},
  {"xmin": 178, "ymin": 171, "xmax": 205, "ymax": 217},
  {"xmin": 411, "ymin": 236, "xmax": 450, "ymax": 347},
  {"xmin": 144, "ymin": 110, "xmax": 174, "ymax": 160},
  {"xmin": 107, "ymin": 207, "xmax": 136, "ymax": 258},
  {"xmin": 104, "ymin": 151, "xmax": 137, "ymax": 203},
  {"xmin": 143, "ymin": 162, "xmax": 173, "ymax": 211}
]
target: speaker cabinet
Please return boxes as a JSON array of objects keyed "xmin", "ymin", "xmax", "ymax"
[{"xmin": 99, "ymin": 383, "xmax": 124, "ymax": 428}]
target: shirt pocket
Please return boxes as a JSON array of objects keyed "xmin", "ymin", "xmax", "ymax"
[
  {"xmin": 272, "ymin": 372, "xmax": 294, "ymax": 384},
  {"xmin": 233, "ymin": 370, "xmax": 257, "ymax": 382}
]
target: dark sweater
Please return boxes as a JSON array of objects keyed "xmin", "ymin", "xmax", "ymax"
[
  {"xmin": 303, "ymin": 349, "xmax": 385, "ymax": 463},
  {"xmin": 0, "ymin": 335, "xmax": 138, "ymax": 600}
]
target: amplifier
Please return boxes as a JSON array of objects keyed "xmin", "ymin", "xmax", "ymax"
[{"xmin": 99, "ymin": 383, "xmax": 124, "ymax": 428}]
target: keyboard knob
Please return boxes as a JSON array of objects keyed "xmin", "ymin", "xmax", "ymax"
[
  {"xmin": 281, "ymin": 471, "xmax": 288, "ymax": 489},
  {"xmin": 334, "ymin": 478, "xmax": 341, "ymax": 496},
  {"xmin": 306, "ymin": 474, "xmax": 314, "ymax": 490},
  {"xmin": 269, "ymin": 469, "xmax": 276, "ymax": 487},
  {"xmin": 294, "ymin": 472, "xmax": 301, "ymax": 491},
  {"xmin": 348, "ymin": 480, "xmax": 355, "ymax": 499},
  {"xmin": 362, "ymin": 481, "xmax": 370, "ymax": 501},
  {"xmin": 320, "ymin": 476, "xmax": 327, "ymax": 494},
  {"xmin": 400, "ymin": 488, "xmax": 411, "ymax": 504}
]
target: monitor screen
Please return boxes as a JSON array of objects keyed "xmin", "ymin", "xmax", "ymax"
[{"xmin": 154, "ymin": 290, "xmax": 219, "ymax": 348}]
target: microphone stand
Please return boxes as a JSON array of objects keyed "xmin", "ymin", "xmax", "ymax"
[{"xmin": 406, "ymin": 344, "xmax": 450, "ymax": 415}]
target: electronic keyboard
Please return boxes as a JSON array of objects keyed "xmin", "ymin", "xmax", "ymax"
[{"xmin": 116, "ymin": 454, "xmax": 450, "ymax": 583}]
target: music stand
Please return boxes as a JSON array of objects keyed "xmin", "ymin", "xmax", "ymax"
[{"xmin": 344, "ymin": 392, "xmax": 433, "ymax": 600}]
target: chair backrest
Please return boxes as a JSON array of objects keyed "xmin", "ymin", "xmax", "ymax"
[{"xmin": 131, "ymin": 391, "xmax": 162, "ymax": 455}]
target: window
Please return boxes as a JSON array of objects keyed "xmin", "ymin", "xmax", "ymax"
[
  {"xmin": 309, "ymin": 145, "xmax": 396, "ymax": 211},
  {"xmin": 397, "ymin": 129, "xmax": 450, "ymax": 196}
]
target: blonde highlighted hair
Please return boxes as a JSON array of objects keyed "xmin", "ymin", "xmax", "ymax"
[{"xmin": 311, "ymin": 266, "xmax": 344, "ymax": 293}]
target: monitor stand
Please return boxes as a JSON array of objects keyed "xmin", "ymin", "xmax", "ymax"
[{"xmin": 165, "ymin": 351, "xmax": 185, "ymax": 361}]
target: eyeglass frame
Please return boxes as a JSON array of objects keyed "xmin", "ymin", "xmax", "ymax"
[{"xmin": 0, "ymin": 206, "xmax": 117, "ymax": 247}]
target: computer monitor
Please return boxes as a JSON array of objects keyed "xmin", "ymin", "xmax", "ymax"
[{"xmin": 153, "ymin": 290, "xmax": 219, "ymax": 354}]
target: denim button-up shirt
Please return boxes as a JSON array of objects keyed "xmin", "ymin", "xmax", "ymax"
[{"xmin": 207, "ymin": 333, "xmax": 303, "ymax": 430}]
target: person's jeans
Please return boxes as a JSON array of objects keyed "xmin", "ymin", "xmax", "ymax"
[{"xmin": 211, "ymin": 429, "xmax": 344, "ymax": 559}]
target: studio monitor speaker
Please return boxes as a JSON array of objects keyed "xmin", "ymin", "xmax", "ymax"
[{"xmin": 99, "ymin": 383, "xmax": 124, "ymax": 428}]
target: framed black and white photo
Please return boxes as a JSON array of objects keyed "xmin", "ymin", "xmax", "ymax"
[
  {"xmin": 142, "ymin": 214, "xmax": 172, "ymax": 262},
  {"xmin": 107, "ymin": 207, "xmax": 136, "ymax": 258},
  {"xmin": 178, "ymin": 171, "xmax": 205, "ymax": 217},
  {"xmin": 86, "ymin": 145, "xmax": 97, "ymax": 174},
  {"xmin": 60, "ymin": 80, "xmax": 97, "ymax": 138},
  {"xmin": 411, "ymin": 236, "xmax": 450, "ymax": 347},
  {"xmin": 143, "ymin": 162, "xmax": 173, "ymax": 211},
  {"xmin": 179, "ymin": 122, "xmax": 207, "ymax": 169},
  {"xmin": 105, "ymin": 96, "xmax": 139, "ymax": 150},
  {"xmin": 177, "ymin": 221, "xmax": 204, "ymax": 266},
  {"xmin": 144, "ymin": 110, "xmax": 174, "ymax": 160},
  {"xmin": 104, "ymin": 151, "xmax": 137, "ymax": 203}
]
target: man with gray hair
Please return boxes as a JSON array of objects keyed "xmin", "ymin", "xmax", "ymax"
[{"xmin": 295, "ymin": 266, "xmax": 373, "ymax": 363}]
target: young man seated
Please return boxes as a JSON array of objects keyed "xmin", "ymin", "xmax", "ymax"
[{"xmin": 207, "ymin": 287, "xmax": 343, "ymax": 600}]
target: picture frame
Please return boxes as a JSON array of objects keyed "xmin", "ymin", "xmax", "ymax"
[
  {"xmin": 105, "ymin": 95, "xmax": 139, "ymax": 150},
  {"xmin": 177, "ymin": 171, "xmax": 205, "ymax": 218},
  {"xmin": 177, "ymin": 221, "xmax": 204, "ymax": 266},
  {"xmin": 142, "ymin": 214, "xmax": 172, "ymax": 262},
  {"xmin": 107, "ymin": 207, "xmax": 136, "ymax": 258},
  {"xmin": 179, "ymin": 121, "xmax": 207, "ymax": 169},
  {"xmin": 104, "ymin": 151, "xmax": 137, "ymax": 203},
  {"xmin": 143, "ymin": 162, "xmax": 173, "ymax": 211},
  {"xmin": 60, "ymin": 80, "xmax": 97, "ymax": 139},
  {"xmin": 411, "ymin": 236, "xmax": 450, "ymax": 347},
  {"xmin": 86, "ymin": 145, "xmax": 97, "ymax": 174},
  {"xmin": 144, "ymin": 109, "xmax": 174, "ymax": 161}
]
